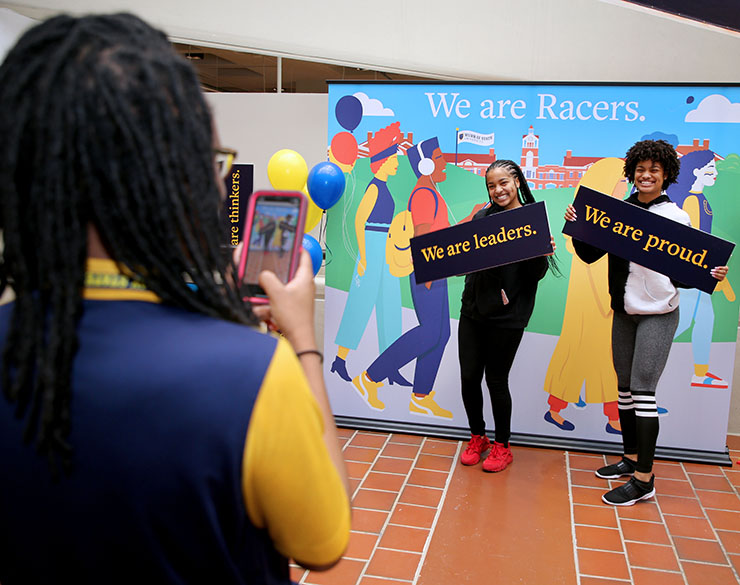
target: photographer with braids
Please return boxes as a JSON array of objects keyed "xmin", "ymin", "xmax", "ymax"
[
  {"xmin": 458, "ymin": 160, "xmax": 558, "ymax": 473},
  {"xmin": 0, "ymin": 13, "xmax": 349, "ymax": 584}
]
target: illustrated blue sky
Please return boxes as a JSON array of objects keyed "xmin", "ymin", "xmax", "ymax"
[{"xmin": 328, "ymin": 84, "xmax": 740, "ymax": 163}]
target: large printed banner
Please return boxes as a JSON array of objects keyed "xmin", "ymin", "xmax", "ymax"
[
  {"xmin": 323, "ymin": 82, "xmax": 740, "ymax": 463},
  {"xmin": 411, "ymin": 201, "xmax": 553, "ymax": 283},
  {"xmin": 563, "ymin": 187, "xmax": 735, "ymax": 294}
]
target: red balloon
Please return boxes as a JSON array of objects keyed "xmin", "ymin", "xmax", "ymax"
[{"xmin": 330, "ymin": 132, "xmax": 358, "ymax": 165}]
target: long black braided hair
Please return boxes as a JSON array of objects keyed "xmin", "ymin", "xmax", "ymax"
[
  {"xmin": 484, "ymin": 159, "xmax": 561, "ymax": 275},
  {"xmin": 0, "ymin": 13, "xmax": 256, "ymax": 474}
]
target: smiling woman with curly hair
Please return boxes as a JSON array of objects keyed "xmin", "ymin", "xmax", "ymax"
[
  {"xmin": 564, "ymin": 139, "xmax": 728, "ymax": 507},
  {"xmin": 623, "ymin": 139, "xmax": 681, "ymax": 189}
]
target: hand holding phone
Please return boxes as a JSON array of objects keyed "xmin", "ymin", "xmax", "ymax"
[
  {"xmin": 237, "ymin": 190, "xmax": 307, "ymax": 304},
  {"xmin": 253, "ymin": 250, "xmax": 317, "ymax": 344}
]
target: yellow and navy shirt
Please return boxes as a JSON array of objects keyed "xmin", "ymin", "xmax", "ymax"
[{"xmin": 0, "ymin": 259, "xmax": 349, "ymax": 585}]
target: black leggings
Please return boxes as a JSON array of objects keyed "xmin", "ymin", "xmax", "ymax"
[
  {"xmin": 458, "ymin": 314, "xmax": 524, "ymax": 444},
  {"xmin": 611, "ymin": 309, "xmax": 679, "ymax": 474}
]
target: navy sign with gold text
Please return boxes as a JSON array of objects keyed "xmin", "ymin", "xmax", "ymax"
[
  {"xmin": 223, "ymin": 163, "xmax": 254, "ymax": 248},
  {"xmin": 410, "ymin": 201, "xmax": 553, "ymax": 284},
  {"xmin": 562, "ymin": 186, "xmax": 735, "ymax": 294}
]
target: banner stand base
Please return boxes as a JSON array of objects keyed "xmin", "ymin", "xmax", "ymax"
[{"xmin": 335, "ymin": 415, "xmax": 732, "ymax": 467}]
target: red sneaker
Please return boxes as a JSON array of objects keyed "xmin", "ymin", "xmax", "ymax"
[
  {"xmin": 461, "ymin": 434, "xmax": 490, "ymax": 466},
  {"xmin": 482, "ymin": 442, "xmax": 513, "ymax": 473}
]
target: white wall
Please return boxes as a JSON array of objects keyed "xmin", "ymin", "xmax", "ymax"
[
  {"xmin": 3, "ymin": 0, "xmax": 740, "ymax": 82},
  {"xmin": 206, "ymin": 93, "xmax": 328, "ymax": 192},
  {"xmin": 0, "ymin": 6, "xmax": 34, "ymax": 60}
]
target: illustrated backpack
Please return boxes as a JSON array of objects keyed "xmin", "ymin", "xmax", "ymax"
[{"xmin": 385, "ymin": 187, "xmax": 438, "ymax": 278}]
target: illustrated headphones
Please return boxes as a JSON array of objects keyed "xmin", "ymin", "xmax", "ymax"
[{"xmin": 416, "ymin": 142, "xmax": 435, "ymax": 176}]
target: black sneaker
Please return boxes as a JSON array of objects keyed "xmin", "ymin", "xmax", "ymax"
[
  {"xmin": 595, "ymin": 457, "xmax": 636, "ymax": 479},
  {"xmin": 602, "ymin": 476, "xmax": 655, "ymax": 506}
]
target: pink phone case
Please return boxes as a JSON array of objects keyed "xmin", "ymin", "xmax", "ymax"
[{"xmin": 237, "ymin": 190, "xmax": 307, "ymax": 304}]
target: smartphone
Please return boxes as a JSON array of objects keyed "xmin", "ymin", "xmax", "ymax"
[{"xmin": 237, "ymin": 190, "xmax": 307, "ymax": 303}]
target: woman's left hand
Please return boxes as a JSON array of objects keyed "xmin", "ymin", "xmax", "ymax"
[{"xmin": 546, "ymin": 235, "xmax": 557, "ymax": 256}]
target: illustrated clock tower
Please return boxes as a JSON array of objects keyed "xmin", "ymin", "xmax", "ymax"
[{"xmin": 521, "ymin": 125, "xmax": 539, "ymax": 181}]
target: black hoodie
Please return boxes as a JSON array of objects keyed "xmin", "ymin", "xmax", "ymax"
[{"xmin": 460, "ymin": 204, "xmax": 548, "ymax": 327}]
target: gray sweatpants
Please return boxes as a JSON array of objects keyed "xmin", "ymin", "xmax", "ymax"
[{"xmin": 611, "ymin": 308, "xmax": 680, "ymax": 474}]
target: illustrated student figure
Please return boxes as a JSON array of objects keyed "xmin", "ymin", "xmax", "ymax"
[
  {"xmin": 331, "ymin": 122, "xmax": 407, "ymax": 384},
  {"xmin": 0, "ymin": 13, "xmax": 350, "ymax": 584},
  {"xmin": 458, "ymin": 159, "xmax": 557, "ymax": 473},
  {"xmin": 352, "ymin": 137, "xmax": 454, "ymax": 419},
  {"xmin": 666, "ymin": 149, "xmax": 735, "ymax": 389},
  {"xmin": 564, "ymin": 139, "xmax": 728, "ymax": 506}
]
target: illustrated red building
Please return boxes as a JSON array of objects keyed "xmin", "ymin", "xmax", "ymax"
[
  {"xmin": 443, "ymin": 124, "xmax": 604, "ymax": 189},
  {"xmin": 357, "ymin": 130, "xmax": 414, "ymax": 159},
  {"xmin": 359, "ymin": 130, "xmax": 496, "ymax": 175},
  {"xmin": 520, "ymin": 126, "xmax": 604, "ymax": 189},
  {"xmin": 447, "ymin": 149, "xmax": 497, "ymax": 176},
  {"xmin": 355, "ymin": 128, "xmax": 724, "ymax": 187},
  {"xmin": 677, "ymin": 138, "xmax": 724, "ymax": 161}
]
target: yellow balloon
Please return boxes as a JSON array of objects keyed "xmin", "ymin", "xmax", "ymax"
[
  {"xmin": 267, "ymin": 149, "xmax": 308, "ymax": 191},
  {"xmin": 304, "ymin": 195, "xmax": 323, "ymax": 232}
]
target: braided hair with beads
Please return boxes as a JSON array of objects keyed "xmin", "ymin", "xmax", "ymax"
[{"xmin": 484, "ymin": 159, "xmax": 561, "ymax": 275}]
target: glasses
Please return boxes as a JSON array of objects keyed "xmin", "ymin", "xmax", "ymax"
[{"xmin": 214, "ymin": 147, "xmax": 237, "ymax": 180}]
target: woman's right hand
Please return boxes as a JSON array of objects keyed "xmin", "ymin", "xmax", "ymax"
[
  {"xmin": 257, "ymin": 250, "xmax": 317, "ymax": 352},
  {"xmin": 564, "ymin": 204, "xmax": 577, "ymax": 222}
]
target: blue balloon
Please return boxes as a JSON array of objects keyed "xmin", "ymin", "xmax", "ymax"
[
  {"xmin": 335, "ymin": 95, "xmax": 362, "ymax": 132},
  {"xmin": 307, "ymin": 161, "xmax": 346, "ymax": 210},
  {"xmin": 302, "ymin": 234, "xmax": 322, "ymax": 276}
]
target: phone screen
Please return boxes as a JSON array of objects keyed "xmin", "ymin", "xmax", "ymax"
[{"xmin": 242, "ymin": 195, "xmax": 302, "ymax": 297}]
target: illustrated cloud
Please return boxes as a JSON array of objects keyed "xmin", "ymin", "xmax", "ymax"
[
  {"xmin": 354, "ymin": 92, "xmax": 394, "ymax": 116},
  {"xmin": 685, "ymin": 94, "xmax": 740, "ymax": 123}
]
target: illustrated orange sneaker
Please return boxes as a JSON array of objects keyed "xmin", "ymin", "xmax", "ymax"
[
  {"xmin": 351, "ymin": 371, "xmax": 385, "ymax": 411},
  {"xmin": 461, "ymin": 434, "xmax": 491, "ymax": 466},
  {"xmin": 482, "ymin": 441, "xmax": 513, "ymax": 473},
  {"xmin": 409, "ymin": 390, "xmax": 452, "ymax": 419}
]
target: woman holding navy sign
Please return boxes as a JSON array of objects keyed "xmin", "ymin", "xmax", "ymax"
[
  {"xmin": 459, "ymin": 160, "xmax": 557, "ymax": 473},
  {"xmin": 565, "ymin": 139, "xmax": 729, "ymax": 506}
]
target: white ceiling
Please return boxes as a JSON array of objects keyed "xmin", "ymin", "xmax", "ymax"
[{"xmin": 2, "ymin": 0, "xmax": 739, "ymax": 84}]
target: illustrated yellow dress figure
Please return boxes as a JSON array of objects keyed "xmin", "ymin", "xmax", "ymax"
[{"xmin": 544, "ymin": 158, "xmax": 626, "ymax": 434}]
